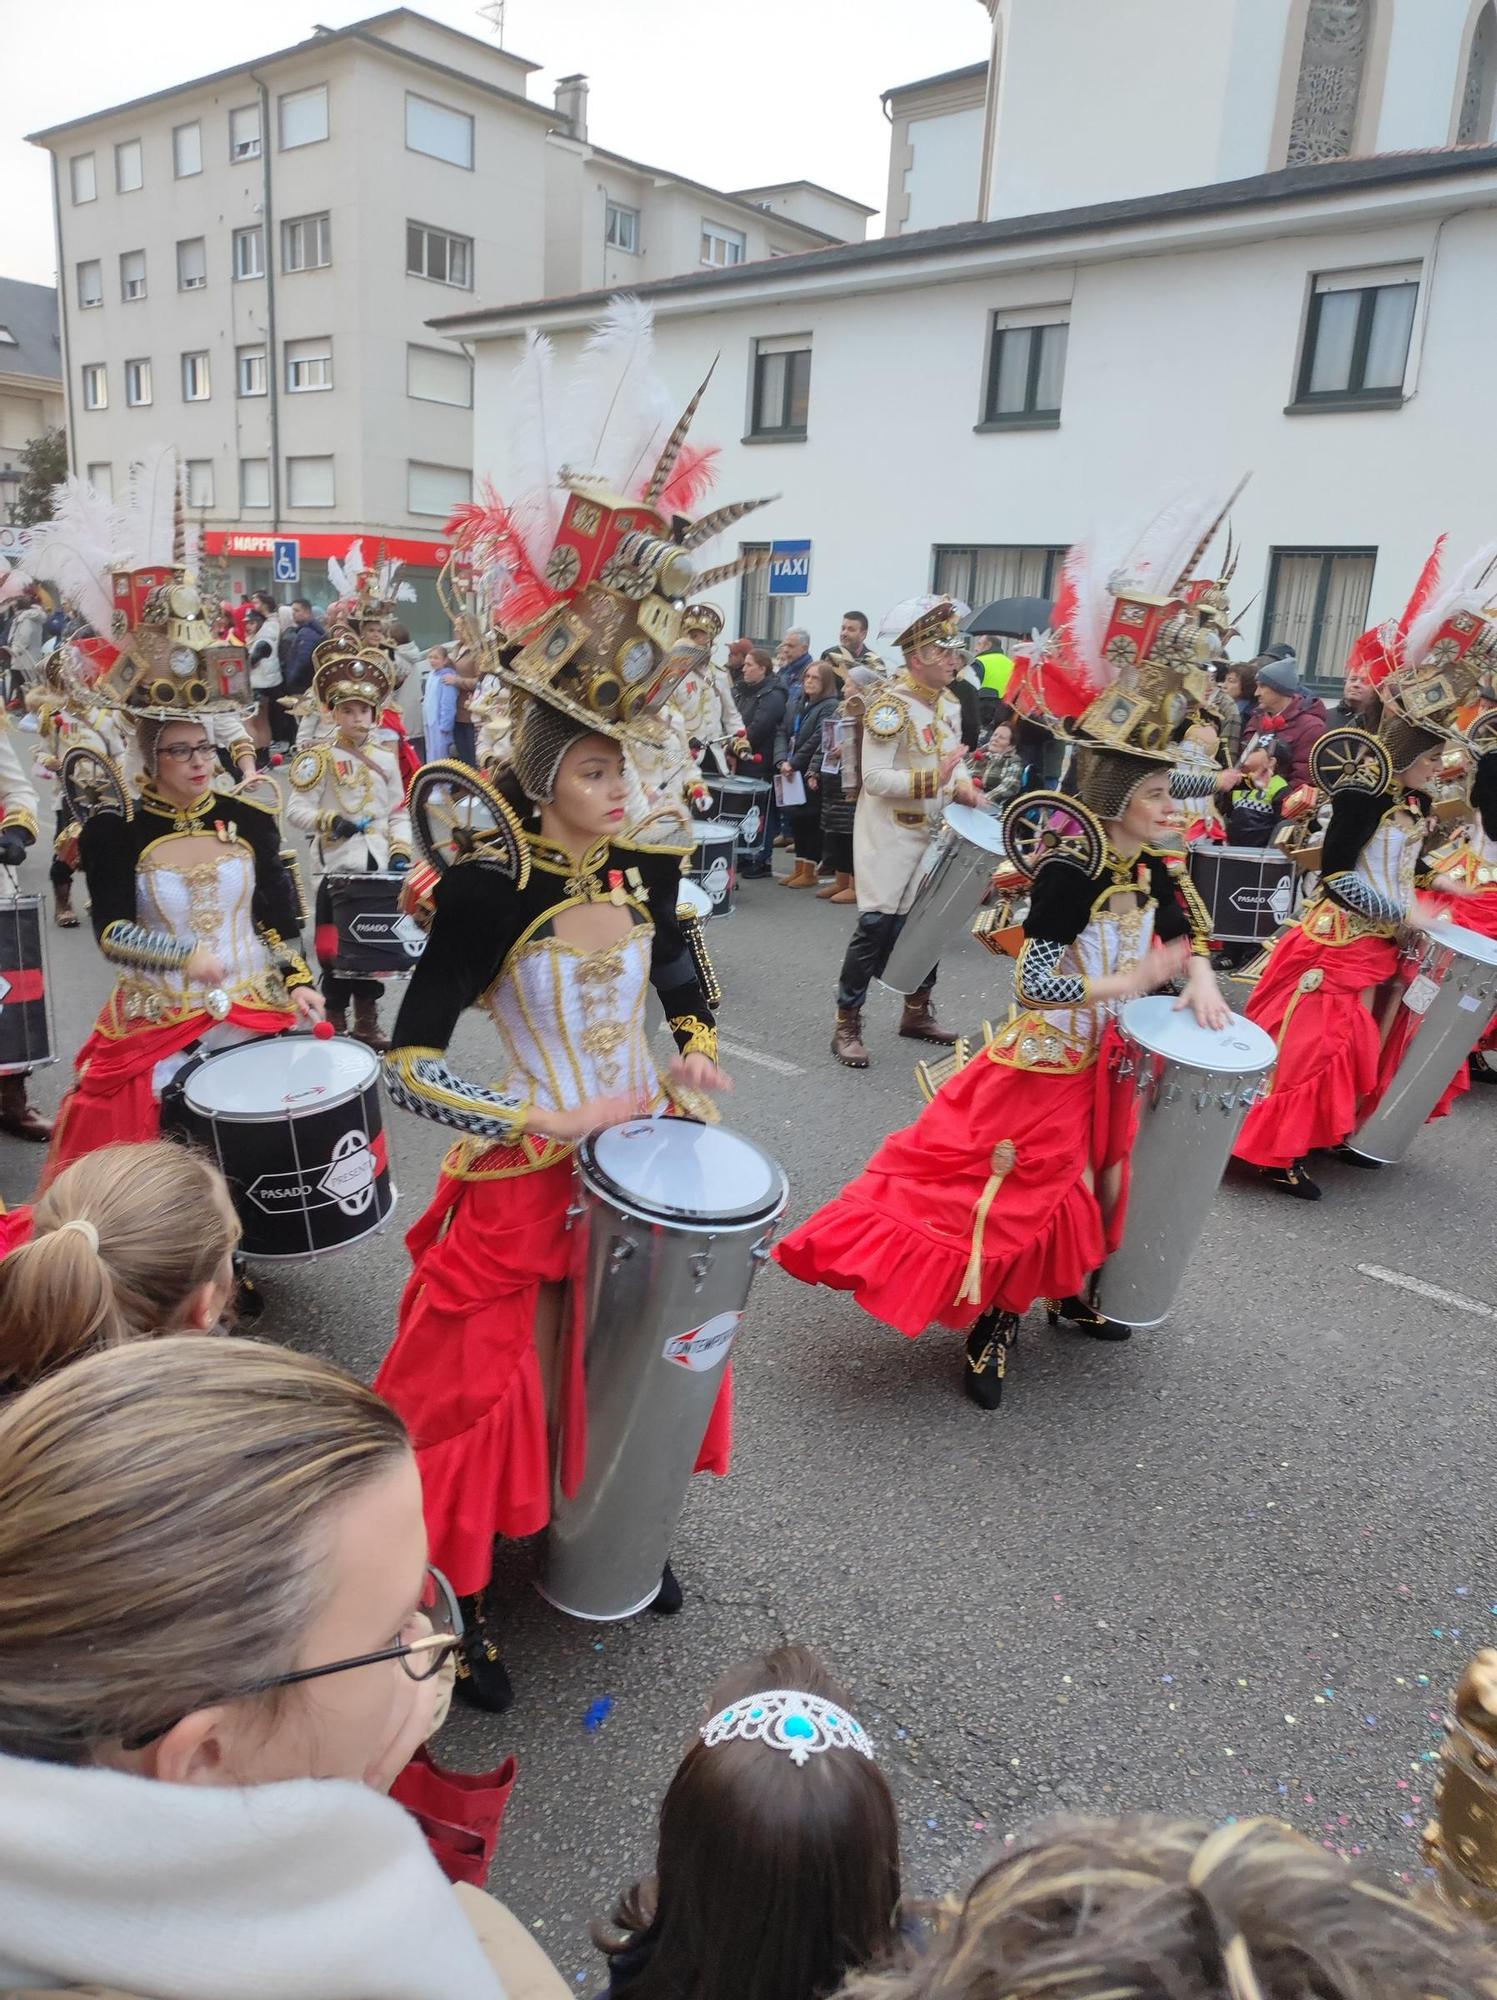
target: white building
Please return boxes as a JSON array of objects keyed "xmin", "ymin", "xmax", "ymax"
[
  {"xmin": 27, "ymin": 8, "xmax": 860, "ymax": 631},
  {"xmin": 446, "ymin": 0, "xmax": 1497, "ymax": 687},
  {"xmin": 0, "ymin": 279, "xmax": 63, "ymax": 525}
]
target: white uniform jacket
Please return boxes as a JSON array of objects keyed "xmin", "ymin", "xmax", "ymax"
[
  {"xmin": 852, "ymin": 673, "xmax": 969, "ymax": 916},
  {"xmin": 287, "ymin": 738, "xmax": 411, "ymax": 877}
]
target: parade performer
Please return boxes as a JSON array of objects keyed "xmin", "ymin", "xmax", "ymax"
[
  {"xmin": 28, "ymin": 658, "xmax": 129, "ymax": 930},
  {"xmin": 287, "ymin": 640, "xmax": 412, "ymax": 1049},
  {"xmin": 1419, "ymin": 730, "xmax": 1497, "ymax": 1107},
  {"xmin": 779, "ymin": 507, "xmax": 1235, "ymax": 1408},
  {"xmin": 677, "ymin": 604, "xmax": 747, "ymax": 777},
  {"xmin": 1233, "ymin": 539, "xmax": 1492, "ymax": 1198},
  {"xmin": 830, "ymin": 597, "xmax": 979, "ymax": 1069},
  {"xmin": 375, "ymin": 297, "xmax": 770, "ymax": 1710},
  {"xmin": 0, "ymin": 714, "xmax": 48, "ymax": 1140}
]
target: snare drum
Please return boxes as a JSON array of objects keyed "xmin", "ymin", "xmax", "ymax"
[
  {"xmin": 542, "ymin": 1116, "xmax": 788, "ymax": 1621},
  {"xmin": 1348, "ymin": 917, "xmax": 1497, "ymax": 1163},
  {"xmin": 688, "ymin": 818, "xmax": 738, "ymax": 918},
  {"xmin": 702, "ymin": 774, "xmax": 772, "ymax": 852},
  {"xmin": 170, "ymin": 1035, "xmax": 396, "ymax": 1261},
  {"xmin": 1187, "ymin": 842, "xmax": 1297, "ymax": 944},
  {"xmin": 0, "ymin": 896, "xmax": 54, "ymax": 1076},
  {"xmin": 1094, "ymin": 997, "xmax": 1276, "ymax": 1329},
  {"xmin": 326, "ymin": 871, "xmax": 428, "ymax": 978}
]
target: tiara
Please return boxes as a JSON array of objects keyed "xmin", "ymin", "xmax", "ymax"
[{"xmin": 700, "ymin": 1689, "xmax": 875, "ymax": 1767}]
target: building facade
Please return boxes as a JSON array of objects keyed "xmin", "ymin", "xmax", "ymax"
[
  {"xmin": 28, "ymin": 8, "xmax": 856, "ymax": 632},
  {"xmin": 0, "ymin": 279, "xmax": 63, "ymax": 526},
  {"xmin": 442, "ymin": 0, "xmax": 1497, "ymax": 681}
]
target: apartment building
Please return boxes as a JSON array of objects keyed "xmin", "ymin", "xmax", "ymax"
[
  {"xmin": 0, "ymin": 279, "xmax": 63, "ymax": 525},
  {"xmin": 28, "ymin": 8, "xmax": 857, "ymax": 631}
]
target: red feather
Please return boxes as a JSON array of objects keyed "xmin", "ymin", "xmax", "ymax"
[
  {"xmin": 1033, "ymin": 562, "xmax": 1098, "ymax": 721},
  {"xmin": 1394, "ymin": 535, "xmax": 1446, "ymax": 656},
  {"xmin": 446, "ymin": 482, "xmax": 562, "ymax": 630},
  {"xmin": 654, "ymin": 443, "xmax": 719, "ymax": 518},
  {"xmin": 1344, "ymin": 620, "xmax": 1398, "ymax": 687}
]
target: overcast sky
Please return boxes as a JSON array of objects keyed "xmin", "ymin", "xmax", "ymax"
[{"xmin": 2, "ymin": 0, "xmax": 989, "ymax": 288}]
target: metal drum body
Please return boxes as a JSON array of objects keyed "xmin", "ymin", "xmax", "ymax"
[
  {"xmin": 0, "ymin": 896, "xmax": 54, "ymax": 1075},
  {"xmin": 1348, "ymin": 918, "xmax": 1497, "ymax": 1164},
  {"xmin": 326, "ymin": 870, "xmax": 429, "ymax": 978},
  {"xmin": 542, "ymin": 1117, "xmax": 787, "ymax": 1622},
  {"xmin": 687, "ymin": 818, "xmax": 738, "ymax": 918},
  {"xmin": 1095, "ymin": 997, "xmax": 1276, "ymax": 1329},
  {"xmin": 1187, "ymin": 842, "xmax": 1297, "ymax": 944},
  {"xmin": 170, "ymin": 1036, "xmax": 396, "ymax": 1261},
  {"xmin": 880, "ymin": 802, "xmax": 1007, "ymax": 994},
  {"xmin": 702, "ymin": 774, "xmax": 771, "ymax": 853}
]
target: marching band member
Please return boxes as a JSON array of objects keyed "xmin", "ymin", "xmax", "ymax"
[
  {"xmin": 676, "ymin": 604, "xmax": 747, "ymax": 777},
  {"xmin": 0, "ymin": 715, "xmax": 48, "ymax": 1140},
  {"xmin": 28, "ymin": 659, "xmax": 129, "ymax": 930},
  {"xmin": 1419, "ymin": 732, "xmax": 1497, "ymax": 1106},
  {"xmin": 830, "ymin": 597, "xmax": 979, "ymax": 1069},
  {"xmin": 778, "ymin": 512, "xmax": 1233, "ymax": 1409},
  {"xmin": 287, "ymin": 643, "xmax": 412, "ymax": 1050}
]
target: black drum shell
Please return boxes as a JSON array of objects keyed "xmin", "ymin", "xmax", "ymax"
[{"xmin": 0, "ymin": 896, "xmax": 54, "ymax": 1075}]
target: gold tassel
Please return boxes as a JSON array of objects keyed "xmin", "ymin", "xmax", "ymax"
[{"xmin": 957, "ymin": 1140, "xmax": 1016, "ymax": 1307}]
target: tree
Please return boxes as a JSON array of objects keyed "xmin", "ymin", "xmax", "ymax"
[{"xmin": 12, "ymin": 427, "xmax": 68, "ymax": 527}]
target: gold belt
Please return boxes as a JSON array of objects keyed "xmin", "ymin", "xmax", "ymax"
[
  {"xmin": 1298, "ymin": 897, "xmax": 1396, "ymax": 947},
  {"xmin": 107, "ymin": 970, "xmax": 293, "ymax": 1032},
  {"xmin": 985, "ymin": 1010, "xmax": 1096, "ymax": 1075}
]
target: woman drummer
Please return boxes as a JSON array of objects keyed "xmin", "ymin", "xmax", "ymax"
[
  {"xmin": 45, "ymin": 565, "xmax": 322, "ymax": 1181},
  {"xmin": 775, "ymin": 524, "xmax": 1231, "ymax": 1410}
]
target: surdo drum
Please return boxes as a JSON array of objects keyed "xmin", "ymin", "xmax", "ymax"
[
  {"xmin": 1348, "ymin": 918, "xmax": 1497, "ymax": 1164},
  {"xmin": 687, "ymin": 818, "xmax": 738, "ymax": 918},
  {"xmin": 0, "ymin": 896, "xmax": 54, "ymax": 1075},
  {"xmin": 1094, "ymin": 997, "xmax": 1277, "ymax": 1329},
  {"xmin": 541, "ymin": 1116, "xmax": 787, "ymax": 1622},
  {"xmin": 702, "ymin": 773, "xmax": 772, "ymax": 853},
  {"xmin": 1187, "ymin": 842, "xmax": 1297, "ymax": 944},
  {"xmin": 326, "ymin": 871, "xmax": 429, "ymax": 978},
  {"xmin": 879, "ymin": 802, "xmax": 1008, "ymax": 995},
  {"xmin": 167, "ymin": 1035, "xmax": 396, "ymax": 1260}
]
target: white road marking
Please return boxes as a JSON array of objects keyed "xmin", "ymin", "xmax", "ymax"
[
  {"xmin": 1356, "ymin": 1264, "xmax": 1494, "ymax": 1319},
  {"xmin": 718, "ymin": 1037, "xmax": 805, "ymax": 1077}
]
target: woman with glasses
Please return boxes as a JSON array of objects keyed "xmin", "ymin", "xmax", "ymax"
[
  {"xmin": 0, "ymin": 1336, "xmax": 567, "ymax": 2000},
  {"xmin": 45, "ymin": 711, "xmax": 323, "ymax": 1179}
]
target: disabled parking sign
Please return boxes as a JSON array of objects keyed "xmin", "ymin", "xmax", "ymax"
[{"xmin": 273, "ymin": 537, "xmax": 300, "ymax": 583}]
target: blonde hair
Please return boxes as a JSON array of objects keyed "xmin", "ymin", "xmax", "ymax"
[
  {"xmin": 0, "ymin": 1336, "xmax": 409, "ymax": 1764},
  {"xmin": 0, "ymin": 1141, "xmax": 241, "ymax": 1392}
]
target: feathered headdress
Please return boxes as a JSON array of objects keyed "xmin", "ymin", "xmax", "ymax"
[{"xmin": 1376, "ymin": 537, "xmax": 1497, "ymax": 745}]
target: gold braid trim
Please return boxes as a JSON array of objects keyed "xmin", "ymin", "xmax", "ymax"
[
  {"xmin": 669, "ymin": 1015, "xmax": 719, "ymax": 1062},
  {"xmin": 0, "ymin": 809, "xmax": 38, "ymax": 840},
  {"xmin": 261, "ymin": 928, "xmax": 314, "ymax": 990}
]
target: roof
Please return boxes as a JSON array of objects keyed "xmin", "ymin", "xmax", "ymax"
[
  {"xmin": 25, "ymin": 7, "xmax": 548, "ymax": 145},
  {"xmin": 0, "ymin": 279, "xmax": 61, "ymax": 385},
  {"xmin": 881, "ymin": 59, "xmax": 989, "ymax": 103},
  {"xmin": 731, "ymin": 179, "xmax": 880, "ymax": 218},
  {"xmin": 580, "ymin": 142, "xmax": 846, "ymax": 245},
  {"xmin": 430, "ymin": 142, "xmax": 1497, "ymax": 332}
]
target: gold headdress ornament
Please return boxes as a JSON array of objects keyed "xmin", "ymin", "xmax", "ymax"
[
  {"xmin": 1348, "ymin": 538, "xmax": 1497, "ymax": 764},
  {"xmin": 879, "ymin": 596, "xmax": 970, "ymax": 656},
  {"xmin": 312, "ymin": 642, "xmax": 393, "ymax": 714},
  {"xmin": 326, "ymin": 539, "xmax": 417, "ymax": 633}
]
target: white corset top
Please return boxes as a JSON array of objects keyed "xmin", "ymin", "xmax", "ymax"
[
  {"xmin": 483, "ymin": 921, "xmax": 659, "ymax": 1113},
  {"xmin": 136, "ymin": 849, "xmax": 273, "ymax": 999},
  {"xmin": 1357, "ymin": 814, "xmax": 1420, "ymax": 914}
]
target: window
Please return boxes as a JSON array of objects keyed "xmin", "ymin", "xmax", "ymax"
[
  {"xmin": 982, "ymin": 310, "xmax": 1069, "ymax": 425},
  {"xmin": 1261, "ymin": 547, "xmax": 1377, "ymax": 684},
  {"xmin": 286, "ymin": 455, "xmax": 335, "ymax": 507},
  {"xmin": 282, "ymin": 212, "xmax": 331, "ymax": 272},
  {"xmin": 933, "ymin": 544, "xmax": 1069, "ymax": 608},
  {"xmin": 749, "ymin": 335, "xmax": 811, "ymax": 439},
  {"xmin": 119, "ymin": 250, "xmax": 146, "ymax": 301},
  {"xmin": 285, "ymin": 337, "xmax": 332, "ymax": 392},
  {"xmin": 115, "ymin": 139, "xmax": 143, "ymax": 192},
  {"xmin": 77, "ymin": 260, "xmax": 103, "ymax": 309},
  {"xmin": 86, "ymin": 462, "xmax": 113, "ymax": 499},
  {"xmin": 738, "ymin": 544, "xmax": 790, "ymax": 645},
  {"xmin": 173, "ymin": 121, "xmax": 202, "ymax": 177},
  {"xmin": 237, "ymin": 345, "xmax": 267, "ymax": 397},
  {"xmin": 278, "ymin": 84, "xmax": 328, "ymax": 150},
  {"xmin": 405, "ymin": 221, "xmax": 472, "ymax": 288},
  {"xmin": 1286, "ymin": 0, "xmax": 1370, "ymax": 166},
  {"xmin": 184, "ymin": 459, "xmax": 214, "ymax": 508},
  {"xmin": 230, "ymin": 103, "xmax": 262, "ymax": 161},
  {"xmin": 407, "ymin": 344, "xmax": 473, "ymax": 407},
  {"xmin": 405, "ymin": 92, "xmax": 473, "ymax": 168},
  {"xmin": 81, "ymin": 364, "xmax": 107, "ymax": 411},
  {"xmin": 181, "ymin": 351, "xmax": 211, "ymax": 402},
  {"xmin": 407, "ymin": 461, "xmax": 472, "ymax": 516},
  {"xmin": 124, "ymin": 358, "xmax": 152, "ymax": 407},
  {"xmin": 176, "ymin": 237, "xmax": 207, "ymax": 291},
  {"xmin": 69, "ymin": 153, "xmax": 96, "ymax": 204},
  {"xmin": 1294, "ymin": 267, "xmax": 1417, "ymax": 405},
  {"xmin": 1459, "ymin": 4, "xmax": 1496, "ymax": 143},
  {"xmin": 605, "ymin": 200, "xmax": 640, "ymax": 253},
  {"xmin": 240, "ymin": 458, "xmax": 270, "ymax": 510},
  {"xmin": 701, "ymin": 221, "xmax": 746, "ymax": 268},
  {"xmin": 232, "ymin": 226, "xmax": 264, "ymax": 281}
]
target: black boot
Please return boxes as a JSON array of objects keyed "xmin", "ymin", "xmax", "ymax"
[
  {"xmin": 1262, "ymin": 1160, "xmax": 1322, "ymax": 1201},
  {"xmin": 454, "ymin": 1589, "xmax": 515, "ymax": 1713},
  {"xmin": 964, "ymin": 1310, "xmax": 1018, "ymax": 1409},
  {"xmin": 1471, "ymin": 1056, "xmax": 1497, "ymax": 1086},
  {"xmin": 650, "ymin": 1562, "xmax": 684, "ymax": 1615},
  {"xmin": 1045, "ymin": 1294, "xmax": 1132, "ymax": 1342}
]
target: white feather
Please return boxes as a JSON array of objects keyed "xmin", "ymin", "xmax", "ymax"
[
  {"xmin": 1403, "ymin": 539, "xmax": 1497, "ymax": 670},
  {"xmin": 0, "ymin": 554, "xmax": 31, "ymax": 609},
  {"xmin": 1109, "ymin": 483, "xmax": 1231, "ymax": 602},
  {"xmin": 120, "ymin": 443, "xmax": 179, "ymax": 566},
  {"xmin": 506, "ymin": 331, "xmax": 568, "ymax": 571},
  {"xmin": 568, "ymin": 295, "xmax": 673, "ymax": 493},
  {"xmin": 327, "ymin": 540, "xmax": 364, "ymax": 601},
  {"xmin": 22, "ymin": 475, "xmax": 125, "ymax": 633}
]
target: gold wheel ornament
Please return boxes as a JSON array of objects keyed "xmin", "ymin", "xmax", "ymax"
[
  {"xmin": 1309, "ymin": 727, "xmax": 1392, "ymax": 798},
  {"xmin": 1467, "ymin": 709, "xmax": 1497, "ymax": 758},
  {"xmin": 409, "ymin": 759, "xmax": 529, "ymax": 885},
  {"xmin": 1000, "ymin": 789, "xmax": 1105, "ymax": 882},
  {"xmin": 60, "ymin": 745, "xmax": 132, "ymax": 826}
]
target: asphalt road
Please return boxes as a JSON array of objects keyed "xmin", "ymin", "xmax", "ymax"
[{"xmin": 6, "ymin": 841, "xmax": 1496, "ymax": 1987}]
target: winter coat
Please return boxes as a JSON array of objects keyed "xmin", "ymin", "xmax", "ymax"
[
  {"xmin": 777, "ymin": 692, "xmax": 838, "ymax": 774},
  {"xmin": 281, "ymin": 617, "xmax": 326, "ymax": 697},
  {"xmin": 1246, "ymin": 690, "xmax": 1328, "ymax": 786},
  {"xmin": 734, "ymin": 680, "xmax": 786, "ymax": 778}
]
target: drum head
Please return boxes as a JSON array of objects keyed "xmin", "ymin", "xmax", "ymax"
[
  {"xmin": 1426, "ymin": 916, "xmax": 1497, "ymax": 967},
  {"xmin": 184, "ymin": 1035, "xmax": 378, "ymax": 1116},
  {"xmin": 676, "ymin": 880, "xmax": 714, "ymax": 921},
  {"xmin": 584, "ymin": 1117, "xmax": 784, "ymax": 1225},
  {"xmin": 1120, "ymin": 995, "xmax": 1277, "ymax": 1075},
  {"xmin": 943, "ymin": 801, "xmax": 1007, "ymax": 856},
  {"xmin": 690, "ymin": 818, "xmax": 736, "ymax": 849}
]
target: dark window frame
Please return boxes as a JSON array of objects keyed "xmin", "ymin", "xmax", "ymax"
[
  {"xmin": 737, "ymin": 542, "xmax": 791, "ymax": 645},
  {"xmin": 748, "ymin": 340, "xmax": 811, "ymax": 442},
  {"xmin": 931, "ymin": 543, "xmax": 1069, "ymax": 606},
  {"xmin": 1292, "ymin": 279, "xmax": 1416, "ymax": 407},
  {"xmin": 1258, "ymin": 544, "xmax": 1377, "ymax": 688},
  {"xmin": 980, "ymin": 317, "xmax": 1068, "ymax": 429}
]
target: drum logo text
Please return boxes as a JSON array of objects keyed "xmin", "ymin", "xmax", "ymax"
[{"xmin": 662, "ymin": 1310, "xmax": 741, "ymax": 1373}]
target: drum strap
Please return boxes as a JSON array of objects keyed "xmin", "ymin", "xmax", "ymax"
[{"xmin": 957, "ymin": 1139, "xmax": 1017, "ymax": 1307}]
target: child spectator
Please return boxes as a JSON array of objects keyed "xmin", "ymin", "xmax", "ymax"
[{"xmin": 1217, "ymin": 737, "xmax": 1293, "ymax": 847}]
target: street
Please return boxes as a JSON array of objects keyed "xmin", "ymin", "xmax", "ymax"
[{"xmin": 7, "ymin": 841, "xmax": 1496, "ymax": 1987}]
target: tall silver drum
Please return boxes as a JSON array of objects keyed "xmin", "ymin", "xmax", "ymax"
[
  {"xmin": 1347, "ymin": 918, "xmax": 1497, "ymax": 1164},
  {"xmin": 879, "ymin": 802, "xmax": 1007, "ymax": 995},
  {"xmin": 1095, "ymin": 996, "xmax": 1277, "ymax": 1329},
  {"xmin": 542, "ymin": 1116, "xmax": 787, "ymax": 1622}
]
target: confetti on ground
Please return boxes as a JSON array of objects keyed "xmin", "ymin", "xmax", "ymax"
[{"xmin": 583, "ymin": 1696, "xmax": 614, "ymax": 1732}]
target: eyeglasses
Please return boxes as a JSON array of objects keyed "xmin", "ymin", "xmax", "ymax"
[
  {"xmin": 157, "ymin": 742, "xmax": 216, "ymax": 762},
  {"xmin": 121, "ymin": 1564, "xmax": 463, "ymax": 1751}
]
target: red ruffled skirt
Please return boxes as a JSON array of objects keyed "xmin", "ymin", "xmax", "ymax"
[
  {"xmin": 773, "ymin": 1026, "xmax": 1137, "ymax": 1337},
  {"xmin": 374, "ymin": 1151, "xmax": 732, "ymax": 1599},
  {"xmin": 1376, "ymin": 889, "xmax": 1497, "ymax": 1121},
  {"xmin": 1233, "ymin": 925, "xmax": 1398, "ymax": 1169}
]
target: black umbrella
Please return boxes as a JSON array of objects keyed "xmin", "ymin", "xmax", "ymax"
[{"xmin": 966, "ymin": 595, "xmax": 1053, "ymax": 640}]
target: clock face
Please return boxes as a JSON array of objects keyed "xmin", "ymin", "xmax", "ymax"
[
  {"xmin": 618, "ymin": 637, "xmax": 657, "ymax": 685},
  {"xmin": 169, "ymin": 645, "xmax": 198, "ymax": 678}
]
